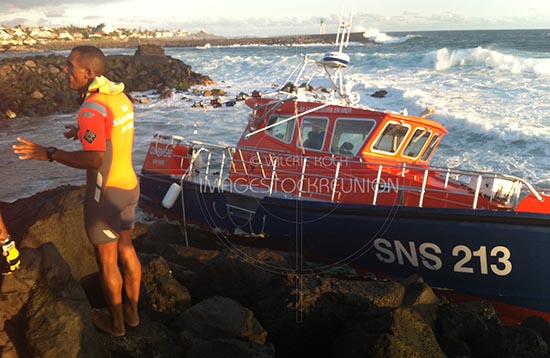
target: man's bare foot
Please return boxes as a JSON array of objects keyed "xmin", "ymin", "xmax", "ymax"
[
  {"xmin": 123, "ymin": 305, "xmax": 140, "ymax": 328},
  {"xmin": 91, "ymin": 309, "xmax": 126, "ymax": 337}
]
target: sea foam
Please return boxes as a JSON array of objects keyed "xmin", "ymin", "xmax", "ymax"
[
  {"xmin": 361, "ymin": 28, "xmax": 416, "ymax": 44},
  {"xmin": 429, "ymin": 47, "xmax": 550, "ymax": 76}
]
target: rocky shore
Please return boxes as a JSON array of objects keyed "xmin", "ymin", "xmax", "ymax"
[
  {"xmin": 1, "ymin": 185, "xmax": 550, "ymax": 357},
  {"xmin": 0, "ymin": 45, "xmax": 213, "ymax": 119},
  {"xmin": 4, "ymin": 32, "xmax": 371, "ymax": 53},
  {"xmin": 0, "ymin": 31, "xmax": 371, "ymax": 120}
]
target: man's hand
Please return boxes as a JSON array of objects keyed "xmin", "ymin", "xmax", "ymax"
[
  {"xmin": 64, "ymin": 125, "xmax": 78, "ymax": 140},
  {"xmin": 12, "ymin": 137, "xmax": 48, "ymax": 161}
]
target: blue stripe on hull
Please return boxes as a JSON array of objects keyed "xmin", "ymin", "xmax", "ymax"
[
  {"xmin": 139, "ymin": 173, "xmax": 550, "ymax": 315},
  {"xmin": 257, "ymin": 198, "xmax": 550, "ymax": 314}
]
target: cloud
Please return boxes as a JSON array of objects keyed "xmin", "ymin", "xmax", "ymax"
[
  {"xmin": 44, "ymin": 8, "xmax": 66, "ymax": 18},
  {"xmin": 3, "ymin": 0, "xmax": 113, "ymax": 9},
  {"xmin": 2, "ymin": 18, "xmax": 32, "ymax": 27}
]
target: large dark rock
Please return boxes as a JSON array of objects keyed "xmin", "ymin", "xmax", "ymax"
[
  {"xmin": 24, "ymin": 244, "xmax": 105, "ymax": 358},
  {"xmin": 190, "ymin": 246, "xmax": 292, "ymax": 307},
  {"xmin": 436, "ymin": 301, "xmax": 506, "ymax": 357},
  {"xmin": 140, "ymin": 256, "xmax": 191, "ymax": 324},
  {"xmin": 331, "ymin": 306, "xmax": 444, "ymax": 358},
  {"xmin": 3, "ymin": 185, "xmax": 96, "ymax": 282},
  {"xmin": 177, "ymin": 296, "xmax": 267, "ymax": 344},
  {"xmin": 135, "ymin": 44, "xmax": 166, "ymax": 56},
  {"xmin": 0, "ymin": 47, "xmax": 213, "ymax": 119},
  {"xmin": 1, "ymin": 243, "xmax": 105, "ymax": 357}
]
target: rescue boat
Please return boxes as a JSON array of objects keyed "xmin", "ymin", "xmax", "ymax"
[{"xmin": 138, "ymin": 18, "xmax": 550, "ymax": 324}]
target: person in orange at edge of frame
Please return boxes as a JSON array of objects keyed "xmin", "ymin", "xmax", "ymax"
[
  {"xmin": 0, "ymin": 208, "xmax": 20, "ymax": 275},
  {"xmin": 12, "ymin": 46, "xmax": 141, "ymax": 337}
]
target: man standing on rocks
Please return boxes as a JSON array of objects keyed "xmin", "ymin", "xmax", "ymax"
[{"xmin": 12, "ymin": 46, "xmax": 141, "ymax": 337}]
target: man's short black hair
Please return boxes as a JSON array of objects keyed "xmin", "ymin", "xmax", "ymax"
[{"xmin": 72, "ymin": 46, "xmax": 105, "ymax": 76}]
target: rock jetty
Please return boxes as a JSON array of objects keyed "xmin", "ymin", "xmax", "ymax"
[
  {"xmin": 8, "ymin": 32, "xmax": 371, "ymax": 53},
  {"xmin": 0, "ymin": 44, "xmax": 213, "ymax": 119},
  {"xmin": 1, "ymin": 185, "xmax": 550, "ymax": 357}
]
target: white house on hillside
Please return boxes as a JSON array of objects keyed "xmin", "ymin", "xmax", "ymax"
[{"xmin": 58, "ymin": 31, "xmax": 74, "ymax": 40}]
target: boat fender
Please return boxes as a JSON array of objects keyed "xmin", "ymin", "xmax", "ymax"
[{"xmin": 162, "ymin": 183, "xmax": 182, "ymax": 209}]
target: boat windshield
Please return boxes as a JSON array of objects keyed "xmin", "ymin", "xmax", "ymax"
[
  {"xmin": 266, "ymin": 115, "xmax": 296, "ymax": 143},
  {"xmin": 421, "ymin": 134, "xmax": 440, "ymax": 161},
  {"xmin": 330, "ymin": 118, "xmax": 376, "ymax": 156},
  {"xmin": 372, "ymin": 121, "xmax": 411, "ymax": 154},
  {"xmin": 403, "ymin": 128, "xmax": 432, "ymax": 158}
]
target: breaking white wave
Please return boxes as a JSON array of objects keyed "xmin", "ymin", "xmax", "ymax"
[
  {"xmin": 427, "ymin": 47, "xmax": 550, "ymax": 76},
  {"xmin": 362, "ymin": 28, "xmax": 415, "ymax": 44}
]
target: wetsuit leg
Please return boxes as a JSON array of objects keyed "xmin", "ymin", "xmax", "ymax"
[{"xmin": 84, "ymin": 172, "xmax": 119, "ymax": 245}]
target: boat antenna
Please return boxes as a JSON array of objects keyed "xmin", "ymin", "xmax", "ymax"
[
  {"xmin": 335, "ymin": 11, "xmax": 353, "ymax": 52},
  {"xmin": 335, "ymin": 13, "xmax": 343, "ymax": 48}
]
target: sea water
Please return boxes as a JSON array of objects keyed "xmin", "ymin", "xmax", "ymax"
[{"xmin": 1, "ymin": 29, "xmax": 549, "ymax": 202}]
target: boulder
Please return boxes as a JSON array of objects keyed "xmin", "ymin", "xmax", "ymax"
[
  {"xmin": 502, "ymin": 324, "xmax": 549, "ymax": 358},
  {"xmin": 24, "ymin": 244, "xmax": 105, "ymax": 358},
  {"xmin": 523, "ymin": 316, "xmax": 550, "ymax": 347},
  {"xmin": 331, "ymin": 306, "xmax": 444, "ymax": 358},
  {"xmin": 0, "ymin": 50, "xmax": 213, "ymax": 119},
  {"xmin": 371, "ymin": 89, "xmax": 388, "ymax": 98},
  {"xmin": 190, "ymin": 246, "xmax": 291, "ymax": 307},
  {"xmin": 436, "ymin": 301, "xmax": 505, "ymax": 357},
  {"xmin": 261, "ymin": 274, "xmax": 406, "ymax": 357},
  {"xmin": 140, "ymin": 255, "xmax": 191, "ymax": 324},
  {"xmin": 135, "ymin": 44, "xmax": 165, "ymax": 56},
  {"xmin": 3, "ymin": 185, "xmax": 96, "ymax": 282},
  {"xmin": 1, "ymin": 243, "xmax": 105, "ymax": 357},
  {"xmin": 177, "ymin": 296, "xmax": 267, "ymax": 344}
]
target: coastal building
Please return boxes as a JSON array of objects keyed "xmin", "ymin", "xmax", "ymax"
[
  {"xmin": 58, "ymin": 31, "xmax": 74, "ymax": 41},
  {"xmin": 0, "ymin": 28, "xmax": 10, "ymax": 40}
]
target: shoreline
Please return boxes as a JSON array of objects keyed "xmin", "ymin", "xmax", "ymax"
[{"xmin": 3, "ymin": 32, "xmax": 371, "ymax": 53}]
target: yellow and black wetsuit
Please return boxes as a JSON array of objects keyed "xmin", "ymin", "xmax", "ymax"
[{"xmin": 77, "ymin": 76, "xmax": 139, "ymax": 245}]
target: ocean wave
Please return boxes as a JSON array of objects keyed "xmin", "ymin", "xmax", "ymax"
[
  {"xmin": 427, "ymin": 47, "xmax": 550, "ymax": 76},
  {"xmin": 362, "ymin": 28, "xmax": 416, "ymax": 44}
]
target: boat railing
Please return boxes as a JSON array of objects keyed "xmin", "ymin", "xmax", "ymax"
[{"xmin": 173, "ymin": 140, "xmax": 543, "ymax": 210}]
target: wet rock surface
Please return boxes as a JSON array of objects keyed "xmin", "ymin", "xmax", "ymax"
[
  {"xmin": 1, "ymin": 185, "xmax": 550, "ymax": 357},
  {"xmin": 0, "ymin": 45, "xmax": 213, "ymax": 119}
]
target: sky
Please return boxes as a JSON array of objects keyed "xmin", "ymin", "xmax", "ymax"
[{"xmin": 1, "ymin": 0, "xmax": 549, "ymax": 36}]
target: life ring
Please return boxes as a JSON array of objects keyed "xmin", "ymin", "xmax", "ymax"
[{"xmin": 349, "ymin": 92, "xmax": 360, "ymax": 104}]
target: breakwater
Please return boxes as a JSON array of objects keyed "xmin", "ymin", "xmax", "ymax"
[{"xmin": 13, "ymin": 32, "xmax": 371, "ymax": 52}]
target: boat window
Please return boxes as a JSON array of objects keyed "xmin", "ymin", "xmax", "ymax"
[
  {"xmin": 266, "ymin": 115, "xmax": 295, "ymax": 143},
  {"xmin": 298, "ymin": 117, "xmax": 328, "ymax": 151},
  {"xmin": 330, "ymin": 118, "xmax": 376, "ymax": 156},
  {"xmin": 421, "ymin": 134, "xmax": 440, "ymax": 161},
  {"xmin": 372, "ymin": 122, "xmax": 410, "ymax": 154},
  {"xmin": 403, "ymin": 128, "xmax": 432, "ymax": 158}
]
